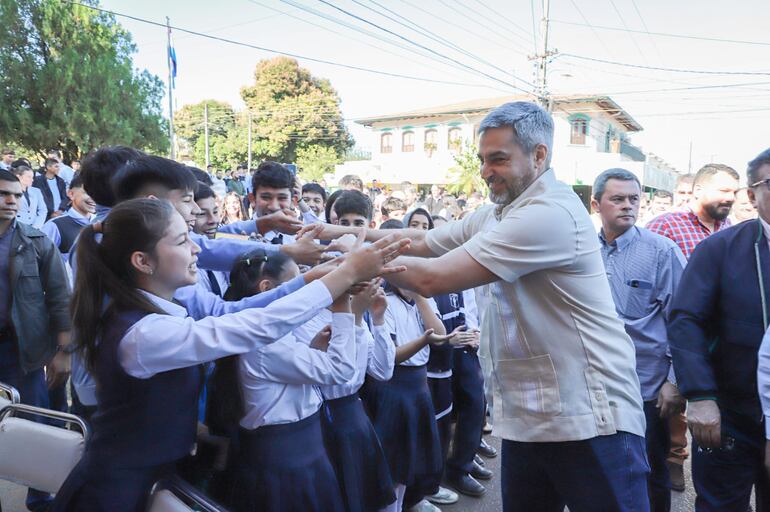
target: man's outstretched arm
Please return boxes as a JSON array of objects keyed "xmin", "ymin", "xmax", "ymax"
[
  {"xmin": 303, "ymin": 223, "xmax": 437, "ymax": 257},
  {"xmin": 385, "ymin": 247, "xmax": 499, "ymax": 297}
]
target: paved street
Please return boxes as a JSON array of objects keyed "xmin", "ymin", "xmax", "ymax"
[{"xmin": 0, "ymin": 432, "xmax": 720, "ymax": 512}]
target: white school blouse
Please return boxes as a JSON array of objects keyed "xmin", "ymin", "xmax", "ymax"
[
  {"xmin": 238, "ymin": 312, "xmax": 357, "ymax": 429},
  {"xmin": 293, "ymin": 309, "xmax": 395, "ymax": 400},
  {"xmin": 118, "ymin": 281, "xmax": 332, "ymax": 379},
  {"xmin": 383, "ymin": 294, "xmax": 440, "ymax": 367}
]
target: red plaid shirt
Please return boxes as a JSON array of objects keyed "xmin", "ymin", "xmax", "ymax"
[{"xmin": 645, "ymin": 209, "xmax": 730, "ymax": 259}]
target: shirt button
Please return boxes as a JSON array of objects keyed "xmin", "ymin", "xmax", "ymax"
[{"xmin": 595, "ymin": 392, "xmax": 603, "ymax": 401}]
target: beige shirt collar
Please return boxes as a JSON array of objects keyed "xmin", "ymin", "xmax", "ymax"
[{"xmin": 495, "ymin": 168, "xmax": 556, "ymax": 220}]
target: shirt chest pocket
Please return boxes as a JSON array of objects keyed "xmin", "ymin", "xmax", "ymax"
[
  {"xmin": 621, "ymin": 279, "xmax": 654, "ymax": 319},
  {"xmin": 495, "ymin": 354, "xmax": 562, "ymax": 418},
  {"xmin": 16, "ymin": 262, "xmax": 44, "ymax": 301}
]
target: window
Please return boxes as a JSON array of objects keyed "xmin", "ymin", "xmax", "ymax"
[
  {"xmin": 424, "ymin": 129, "xmax": 438, "ymax": 156},
  {"xmin": 448, "ymin": 127, "xmax": 462, "ymax": 152},
  {"xmin": 381, "ymin": 132, "xmax": 392, "ymax": 153},
  {"xmin": 570, "ymin": 118, "xmax": 588, "ymax": 145},
  {"xmin": 402, "ymin": 131, "xmax": 414, "ymax": 152}
]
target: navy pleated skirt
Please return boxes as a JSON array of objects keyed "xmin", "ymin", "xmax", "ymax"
[
  {"xmin": 52, "ymin": 454, "xmax": 173, "ymax": 512},
  {"xmin": 362, "ymin": 365, "xmax": 443, "ymax": 497},
  {"xmin": 236, "ymin": 410, "xmax": 344, "ymax": 512},
  {"xmin": 321, "ymin": 393, "xmax": 396, "ymax": 512}
]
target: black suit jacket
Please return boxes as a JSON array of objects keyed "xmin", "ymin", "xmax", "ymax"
[{"xmin": 32, "ymin": 173, "xmax": 69, "ymax": 219}]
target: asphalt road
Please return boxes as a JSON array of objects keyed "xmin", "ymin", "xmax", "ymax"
[{"xmin": 0, "ymin": 432, "xmax": 716, "ymax": 512}]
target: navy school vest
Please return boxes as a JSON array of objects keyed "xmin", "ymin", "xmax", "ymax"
[
  {"xmin": 87, "ymin": 309, "xmax": 202, "ymax": 468},
  {"xmin": 428, "ymin": 292, "xmax": 467, "ymax": 374},
  {"xmin": 51, "ymin": 215, "xmax": 83, "ymax": 256}
]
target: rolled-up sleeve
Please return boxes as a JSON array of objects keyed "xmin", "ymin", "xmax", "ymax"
[
  {"xmin": 426, "ymin": 207, "xmax": 487, "ymax": 256},
  {"xmin": 462, "ymin": 201, "xmax": 577, "ymax": 283}
]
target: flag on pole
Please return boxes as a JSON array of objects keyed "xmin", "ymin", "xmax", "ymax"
[{"xmin": 168, "ymin": 33, "xmax": 177, "ymax": 89}]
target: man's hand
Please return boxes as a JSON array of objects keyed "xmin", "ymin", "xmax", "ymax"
[
  {"xmin": 688, "ymin": 399, "xmax": 721, "ymax": 449},
  {"xmin": 280, "ymin": 224, "xmax": 333, "ymax": 266},
  {"xmin": 327, "ymin": 233, "xmax": 358, "ymax": 254},
  {"xmin": 256, "ymin": 209, "xmax": 304, "ymax": 235},
  {"xmin": 310, "ymin": 325, "xmax": 332, "ymax": 352},
  {"xmin": 657, "ymin": 382, "xmax": 686, "ymax": 418},
  {"xmin": 46, "ymin": 351, "xmax": 71, "ymax": 389}
]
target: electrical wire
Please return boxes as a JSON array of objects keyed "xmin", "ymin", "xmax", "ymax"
[
  {"xmin": 560, "ymin": 53, "xmax": 770, "ymax": 76},
  {"xmin": 314, "ymin": 0, "xmax": 535, "ymax": 93},
  {"xmin": 467, "ymin": 0, "xmax": 533, "ymax": 43},
  {"xmin": 607, "ymin": 0, "xmax": 647, "ymax": 64},
  {"xmin": 63, "ymin": 1, "xmax": 505, "ymax": 88},
  {"xmin": 435, "ymin": 0, "xmax": 532, "ymax": 53},
  {"xmin": 567, "ymin": 0, "xmax": 615, "ymax": 57}
]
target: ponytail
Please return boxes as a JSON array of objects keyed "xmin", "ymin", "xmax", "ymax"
[{"xmin": 70, "ymin": 199, "xmax": 176, "ymax": 371}]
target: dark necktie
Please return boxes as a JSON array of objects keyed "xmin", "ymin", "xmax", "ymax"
[
  {"xmin": 23, "ymin": 189, "xmax": 29, "ymax": 205},
  {"xmin": 206, "ymin": 270, "xmax": 222, "ymax": 297}
]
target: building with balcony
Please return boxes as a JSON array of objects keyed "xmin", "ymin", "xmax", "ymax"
[{"xmin": 334, "ymin": 95, "xmax": 677, "ymax": 194}]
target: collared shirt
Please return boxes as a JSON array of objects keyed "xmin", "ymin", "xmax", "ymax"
[
  {"xmin": 16, "ymin": 187, "xmax": 47, "ymax": 229},
  {"xmin": 188, "ymin": 231, "xmax": 280, "ymax": 273},
  {"xmin": 118, "ymin": 280, "xmax": 333, "ymax": 379},
  {"xmin": 196, "ymin": 268, "xmax": 229, "ymax": 297},
  {"xmin": 425, "ymin": 169, "xmax": 645, "ymax": 442},
  {"xmin": 0, "ymin": 222, "xmax": 15, "ymax": 331},
  {"xmin": 57, "ymin": 164, "xmax": 75, "ymax": 188},
  {"xmin": 293, "ymin": 310, "xmax": 395, "ymax": 400},
  {"xmin": 599, "ymin": 226, "xmax": 686, "ymax": 401},
  {"xmin": 46, "ymin": 177, "xmax": 62, "ymax": 212},
  {"xmin": 646, "ymin": 208, "xmax": 730, "ymax": 259},
  {"xmin": 238, "ymin": 312, "xmax": 356, "ymax": 428},
  {"xmin": 383, "ymin": 294, "xmax": 440, "ymax": 367},
  {"xmin": 41, "ymin": 208, "xmax": 93, "ymax": 263}
]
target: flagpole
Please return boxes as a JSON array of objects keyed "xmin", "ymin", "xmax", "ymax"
[{"xmin": 166, "ymin": 16, "xmax": 175, "ymax": 160}]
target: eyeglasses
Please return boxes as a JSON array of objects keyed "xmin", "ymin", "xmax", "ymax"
[{"xmin": 750, "ymin": 178, "xmax": 770, "ymax": 190}]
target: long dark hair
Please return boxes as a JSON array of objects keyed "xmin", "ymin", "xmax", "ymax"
[
  {"xmin": 208, "ymin": 249, "xmax": 296, "ymax": 430},
  {"xmin": 71, "ymin": 199, "xmax": 177, "ymax": 371}
]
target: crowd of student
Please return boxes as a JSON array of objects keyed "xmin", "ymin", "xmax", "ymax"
[{"xmin": 1, "ymin": 99, "xmax": 770, "ymax": 512}]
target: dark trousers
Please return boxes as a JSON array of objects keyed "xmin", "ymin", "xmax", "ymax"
[
  {"xmin": 643, "ymin": 401, "xmax": 671, "ymax": 512},
  {"xmin": 447, "ymin": 348, "xmax": 485, "ymax": 478},
  {"xmin": 501, "ymin": 431, "xmax": 651, "ymax": 512},
  {"xmin": 692, "ymin": 410, "xmax": 770, "ymax": 512},
  {"xmin": 0, "ymin": 339, "xmax": 52, "ymax": 510}
]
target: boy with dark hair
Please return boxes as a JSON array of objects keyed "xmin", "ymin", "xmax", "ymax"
[
  {"xmin": 334, "ymin": 190, "xmax": 375, "ymax": 228},
  {"xmin": 32, "ymin": 157, "xmax": 69, "ymax": 219},
  {"xmin": 302, "ymin": 183, "xmax": 327, "ymax": 219},
  {"xmin": 79, "ymin": 145, "xmax": 145, "ymax": 218},
  {"xmin": 193, "ymin": 182, "xmax": 228, "ymax": 297},
  {"xmin": 42, "ymin": 175, "xmax": 95, "ymax": 264}
]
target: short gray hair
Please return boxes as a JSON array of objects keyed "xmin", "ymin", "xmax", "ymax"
[
  {"xmin": 592, "ymin": 168, "xmax": 640, "ymax": 201},
  {"xmin": 748, "ymin": 148, "xmax": 770, "ymax": 185},
  {"xmin": 479, "ymin": 101, "xmax": 554, "ymax": 167}
]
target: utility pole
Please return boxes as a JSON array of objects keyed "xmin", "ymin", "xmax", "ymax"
[
  {"xmin": 531, "ymin": 0, "xmax": 557, "ymax": 110},
  {"xmin": 247, "ymin": 111, "xmax": 253, "ymax": 170},
  {"xmin": 204, "ymin": 103, "xmax": 210, "ymax": 167},
  {"xmin": 166, "ymin": 16, "xmax": 175, "ymax": 160}
]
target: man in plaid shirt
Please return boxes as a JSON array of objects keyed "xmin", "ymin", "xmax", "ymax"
[
  {"xmin": 646, "ymin": 162, "xmax": 740, "ymax": 493},
  {"xmin": 647, "ymin": 164, "xmax": 740, "ymax": 259}
]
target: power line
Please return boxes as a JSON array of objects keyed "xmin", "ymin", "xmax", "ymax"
[
  {"xmin": 607, "ymin": 0, "xmax": 647, "ymax": 63},
  {"xmin": 64, "ymin": 1, "xmax": 501, "ymax": 88},
  {"xmin": 560, "ymin": 53, "xmax": 770, "ymax": 76},
  {"xmin": 359, "ymin": 0, "xmax": 524, "ymax": 84},
  {"xmin": 597, "ymin": 80, "xmax": 770, "ymax": 96},
  {"xmin": 247, "ymin": 0, "xmax": 494, "ymax": 86},
  {"xmin": 435, "ymin": 0, "xmax": 532, "ymax": 53},
  {"xmin": 628, "ymin": 0, "xmax": 665, "ymax": 65},
  {"xmin": 315, "ymin": 0, "xmax": 535, "ymax": 93},
  {"xmin": 530, "ymin": 0, "xmax": 539, "ymax": 54},
  {"xmin": 551, "ymin": 19, "xmax": 770, "ymax": 47},
  {"xmin": 467, "ymin": 0, "xmax": 534, "ymax": 42},
  {"xmin": 566, "ymin": 0, "xmax": 614, "ymax": 57}
]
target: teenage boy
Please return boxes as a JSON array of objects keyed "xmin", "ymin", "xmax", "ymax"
[
  {"xmin": 33, "ymin": 157, "xmax": 69, "ymax": 219},
  {"xmin": 333, "ymin": 190, "xmax": 377, "ymax": 229},
  {"xmin": 192, "ymin": 182, "xmax": 228, "ymax": 297},
  {"xmin": 42, "ymin": 175, "xmax": 95, "ymax": 265}
]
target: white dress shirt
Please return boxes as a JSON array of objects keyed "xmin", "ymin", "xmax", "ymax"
[
  {"xmin": 238, "ymin": 312, "xmax": 357, "ymax": 428},
  {"xmin": 383, "ymin": 294, "xmax": 440, "ymax": 367},
  {"xmin": 118, "ymin": 280, "xmax": 332, "ymax": 379},
  {"xmin": 293, "ymin": 310, "xmax": 395, "ymax": 400}
]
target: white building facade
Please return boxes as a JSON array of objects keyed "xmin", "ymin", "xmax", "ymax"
[{"xmin": 334, "ymin": 95, "xmax": 677, "ymax": 192}]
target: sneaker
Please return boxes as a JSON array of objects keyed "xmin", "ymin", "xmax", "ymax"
[
  {"xmin": 408, "ymin": 499, "xmax": 442, "ymax": 512},
  {"xmin": 427, "ymin": 486, "xmax": 458, "ymax": 505}
]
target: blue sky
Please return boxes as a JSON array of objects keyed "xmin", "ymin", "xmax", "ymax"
[{"xmin": 102, "ymin": 0, "xmax": 770, "ymax": 179}]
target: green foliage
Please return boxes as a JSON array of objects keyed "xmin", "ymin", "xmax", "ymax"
[
  {"xmin": 296, "ymin": 145, "xmax": 341, "ymax": 182},
  {"xmin": 0, "ymin": 0, "xmax": 168, "ymax": 161},
  {"xmin": 178, "ymin": 57, "xmax": 353, "ymax": 171},
  {"xmin": 446, "ymin": 141, "xmax": 486, "ymax": 196}
]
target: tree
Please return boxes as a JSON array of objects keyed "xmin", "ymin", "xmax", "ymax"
[
  {"xmin": 446, "ymin": 141, "xmax": 486, "ymax": 197},
  {"xmin": 240, "ymin": 57, "xmax": 353, "ymax": 163},
  {"xmin": 175, "ymin": 100, "xmax": 235, "ymax": 150},
  {"xmin": 296, "ymin": 145, "xmax": 341, "ymax": 183},
  {"xmin": 0, "ymin": 0, "xmax": 168, "ymax": 161}
]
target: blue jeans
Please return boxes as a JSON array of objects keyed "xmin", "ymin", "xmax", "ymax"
[
  {"xmin": 0, "ymin": 339, "xmax": 52, "ymax": 510},
  {"xmin": 501, "ymin": 431, "xmax": 651, "ymax": 512},
  {"xmin": 691, "ymin": 410, "xmax": 770, "ymax": 512},
  {"xmin": 643, "ymin": 400, "xmax": 671, "ymax": 512}
]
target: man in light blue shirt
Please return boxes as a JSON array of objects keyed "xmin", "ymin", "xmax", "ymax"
[
  {"xmin": 593, "ymin": 168, "xmax": 687, "ymax": 512},
  {"xmin": 12, "ymin": 165, "xmax": 47, "ymax": 228}
]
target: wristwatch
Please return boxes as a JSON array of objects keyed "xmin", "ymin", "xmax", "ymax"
[{"xmin": 57, "ymin": 344, "xmax": 77, "ymax": 355}]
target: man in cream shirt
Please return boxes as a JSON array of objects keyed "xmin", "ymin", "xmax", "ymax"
[{"xmin": 312, "ymin": 101, "xmax": 648, "ymax": 511}]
